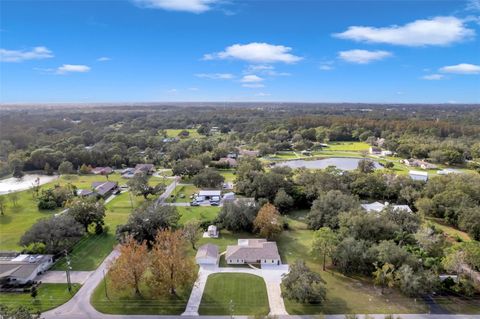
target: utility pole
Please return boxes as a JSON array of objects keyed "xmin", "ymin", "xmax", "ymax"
[
  {"xmin": 64, "ymin": 250, "xmax": 72, "ymax": 293},
  {"xmin": 229, "ymin": 299, "xmax": 234, "ymax": 319},
  {"xmin": 103, "ymin": 269, "xmax": 109, "ymax": 300}
]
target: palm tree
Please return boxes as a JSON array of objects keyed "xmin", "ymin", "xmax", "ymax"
[{"xmin": 373, "ymin": 262, "xmax": 395, "ymax": 294}]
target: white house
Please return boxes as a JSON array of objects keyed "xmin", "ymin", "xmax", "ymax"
[
  {"xmin": 437, "ymin": 168, "xmax": 461, "ymax": 175},
  {"xmin": 195, "ymin": 244, "xmax": 219, "ymax": 265},
  {"xmin": 369, "ymin": 146, "xmax": 382, "ymax": 155},
  {"xmin": 409, "ymin": 170, "xmax": 428, "ymax": 182},
  {"xmin": 361, "ymin": 201, "xmax": 412, "ymax": 214},
  {"xmin": 0, "ymin": 254, "xmax": 54, "ymax": 285},
  {"xmin": 203, "ymin": 225, "xmax": 219, "ymax": 238},
  {"xmin": 198, "ymin": 190, "xmax": 221, "ymax": 200},
  {"xmin": 380, "ymin": 150, "xmax": 393, "ymax": 157},
  {"xmin": 225, "ymin": 239, "xmax": 281, "ymax": 265}
]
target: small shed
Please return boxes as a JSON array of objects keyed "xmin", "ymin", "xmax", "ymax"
[
  {"xmin": 195, "ymin": 244, "xmax": 219, "ymax": 265},
  {"xmin": 223, "ymin": 192, "xmax": 235, "ymax": 201}
]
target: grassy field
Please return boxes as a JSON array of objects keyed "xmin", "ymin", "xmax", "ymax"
[
  {"xmin": 53, "ymin": 191, "xmax": 151, "ymax": 270},
  {"xmin": 177, "ymin": 206, "xmax": 220, "ymax": 225},
  {"xmin": 217, "ymin": 169, "xmax": 236, "ymax": 182},
  {"xmin": 166, "ymin": 184, "xmax": 198, "ymax": 203},
  {"xmin": 324, "ymin": 141, "xmax": 370, "ymax": 152},
  {"xmin": 425, "ymin": 217, "xmax": 471, "ymax": 242},
  {"xmin": 91, "ymin": 273, "xmax": 192, "ymax": 315},
  {"xmin": 278, "ymin": 210, "xmax": 429, "ymax": 315},
  {"xmin": 165, "ymin": 128, "xmax": 200, "ymax": 139},
  {"xmin": 0, "ymin": 283, "xmax": 80, "ymax": 313},
  {"xmin": 198, "ymin": 273, "xmax": 269, "ymax": 316}
]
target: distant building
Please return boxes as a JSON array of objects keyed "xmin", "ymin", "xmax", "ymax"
[
  {"xmin": 409, "ymin": 170, "xmax": 428, "ymax": 182},
  {"xmin": 223, "ymin": 192, "xmax": 235, "ymax": 201},
  {"xmin": 226, "ymin": 152, "xmax": 238, "ymax": 159},
  {"xmin": 226, "ymin": 239, "xmax": 281, "ymax": 265},
  {"xmin": 134, "ymin": 164, "xmax": 156, "ymax": 175},
  {"xmin": 403, "ymin": 159, "xmax": 437, "ymax": 170},
  {"xmin": 239, "ymin": 149, "xmax": 260, "ymax": 157},
  {"xmin": 361, "ymin": 201, "xmax": 412, "ymax": 214},
  {"xmin": 77, "ymin": 189, "xmax": 94, "ymax": 197},
  {"xmin": 0, "ymin": 253, "xmax": 53, "ymax": 286},
  {"xmin": 380, "ymin": 150, "xmax": 393, "ymax": 157},
  {"xmin": 437, "ymin": 168, "xmax": 461, "ymax": 175},
  {"xmin": 208, "ymin": 225, "xmax": 218, "ymax": 238},
  {"xmin": 198, "ymin": 190, "xmax": 221, "ymax": 200},
  {"xmin": 195, "ymin": 244, "xmax": 219, "ymax": 265},
  {"xmin": 369, "ymin": 147, "xmax": 382, "ymax": 155},
  {"xmin": 92, "ymin": 167, "xmax": 113, "ymax": 175},
  {"xmin": 121, "ymin": 167, "xmax": 136, "ymax": 178},
  {"xmin": 218, "ymin": 157, "xmax": 237, "ymax": 168},
  {"xmin": 92, "ymin": 181, "xmax": 119, "ymax": 198}
]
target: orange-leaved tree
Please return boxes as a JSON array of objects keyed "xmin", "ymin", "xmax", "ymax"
[{"xmin": 253, "ymin": 203, "xmax": 283, "ymax": 239}]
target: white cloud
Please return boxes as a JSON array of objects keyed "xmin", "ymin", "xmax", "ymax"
[
  {"xmin": 97, "ymin": 57, "xmax": 111, "ymax": 62},
  {"xmin": 255, "ymin": 92, "xmax": 271, "ymax": 96},
  {"xmin": 338, "ymin": 49, "xmax": 392, "ymax": 64},
  {"xmin": 240, "ymin": 75, "xmax": 264, "ymax": 83},
  {"xmin": 0, "ymin": 46, "xmax": 53, "ymax": 62},
  {"xmin": 439, "ymin": 63, "xmax": 480, "ymax": 74},
  {"xmin": 467, "ymin": 0, "xmax": 480, "ymax": 11},
  {"xmin": 195, "ymin": 73, "xmax": 234, "ymax": 79},
  {"xmin": 57, "ymin": 64, "xmax": 91, "ymax": 74},
  {"xmin": 204, "ymin": 42, "xmax": 302, "ymax": 63},
  {"xmin": 319, "ymin": 64, "xmax": 334, "ymax": 71},
  {"xmin": 244, "ymin": 64, "xmax": 290, "ymax": 76},
  {"xmin": 242, "ymin": 83, "xmax": 265, "ymax": 88},
  {"xmin": 333, "ymin": 16, "xmax": 475, "ymax": 46},
  {"xmin": 422, "ymin": 74, "xmax": 445, "ymax": 80},
  {"xmin": 132, "ymin": 0, "xmax": 217, "ymax": 13}
]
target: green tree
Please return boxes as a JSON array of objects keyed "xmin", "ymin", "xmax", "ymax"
[
  {"xmin": 274, "ymin": 188, "xmax": 294, "ymax": 213},
  {"xmin": 311, "ymin": 227, "xmax": 339, "ymax": 271},
  {"xmin": 357, "ymin": 158, "xmax": 376, "ymax": 173},
  {"xmin": 307, "ymin": 190, "xmax": 360, "ymax": 229},
  {"xmin": 281, "ymin": 260, "xmax": 327, "ymax": 304},
  {"xmin": 58, "ymin": 161, "xmax": 74, "ymax": 175},
  {"xmin": 182, "ymin": 219, "xmax": 202, "ymax": 250},
  {"xmin": 0, "ymin": 196, "xmax": 6, "ymax": 215},
  {"xmin": 192, "ymin": 168, "xmax": 224, "ymax": 188},
  {"xmin": 372, "ymin": 262, "xmax": 395, "ymax": 294},
  {"xmin": 127, "ymin": 173, "xmax": 164, "ymax": 199},
  {"xmin": 217, "ymin": 200, "xmax": 259, "ymax": 232},
  {"xmin": 67, "ymin": 197, "xmax": 106, "ymax": 232}
]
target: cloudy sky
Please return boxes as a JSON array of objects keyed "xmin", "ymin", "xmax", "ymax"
[{"xmin": 1, "ymin": 0, "xmax": 479, "ymax": 103}]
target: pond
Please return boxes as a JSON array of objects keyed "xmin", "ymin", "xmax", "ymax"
[
  {"xmin": 273, "ymin": 157, "xmax": 382, "ymax": 171},
  {"xmin": 0, "ymin": 174, "xmax": 59, "ymax": 195}
]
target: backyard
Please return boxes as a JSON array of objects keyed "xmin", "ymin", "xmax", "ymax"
[{"xmin": 198, "ymin": 273, "xmax": 269, "ymax": 316}]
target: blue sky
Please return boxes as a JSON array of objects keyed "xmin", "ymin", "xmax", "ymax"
[{"xmin": 1, "ymin": 0, "xmax": 479, "ymax": 103}]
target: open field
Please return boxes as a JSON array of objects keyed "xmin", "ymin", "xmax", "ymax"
[
  {"xmin": 164, "ymin": 128, "xmax": 200, "ymax": 139},
  {"xmin": 166, "ymin": 184, "xmax": 198, "ymax": 203},
  {"xmin": 217, "ymin": 169, "xmax": 236, "ymax": 182},
  {"xmin": 0, "ymin": 283, "xmax": 80, "ymax": 313},
  {"xmin": 425, "ymin": 217, "xmax": 472, "ymax": 242},
  {"xmin": 91, "ymin": 273, "xmax": 192, "ymax": 315},
  {"xmin": 178, "ymin": 206, "xmax": 220, "ymax": 225},
  {"xmin": 198, "ymin": 273, "xmax": 269, "ymax": 316},
  {"xmin": 53, "ymin": 191, "xmax": 152, "ymax": 270},
  {"xmin": 324, "ymin": 141, "xmax": 370, "ymax": 151}
]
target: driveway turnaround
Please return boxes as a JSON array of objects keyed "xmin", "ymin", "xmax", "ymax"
[
  {"xmin": 37, "ymin": 271, "xmax": 93, "ymax": 284},
  {"xmin": 182, "ymin": 264, "xmax": 289, "ymax": 316}
]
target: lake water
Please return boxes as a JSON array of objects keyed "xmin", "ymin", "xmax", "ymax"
[
  {"xmin": 274, "ymin": 157, "xmax": 382, "ymax": 171},
  {"xmin": 0, "ymin": 174, "xmax": 59, "ymax": 195}
]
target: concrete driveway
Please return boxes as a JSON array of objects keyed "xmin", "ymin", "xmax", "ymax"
[
  {"xmin": 182, "ymin": 264, "xmax": 289, "ymax": 316},
  {"xmin": 37, "ymin": 271, "xmax": 93, "ymax": 284}
]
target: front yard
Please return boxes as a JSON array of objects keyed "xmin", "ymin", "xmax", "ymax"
[
  {"xmin": 198, "ymin": 273, "xmax": 269, "ymax": 316},
  {"xmin": 0, "ymin": 283, "xmax": 80, "ymax": 313}
]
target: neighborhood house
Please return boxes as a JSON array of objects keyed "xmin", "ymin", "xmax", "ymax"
[
  {"xmin": 92, "ymin": 167, "xmax": 113, "ymax": 175},
  {"xmin": 135, "ymin": 163, "xmax": 156, "ymax": 175},
  {"xmin": 225, "ymin": 239, "xmax": 281, "ymax": 265},
  {"xmin": 409, "ymin": 170, "xmax": 429, "ymax": 182},
  {"xmin": 0, "ymin": 253, "xmax": 53, "ymax": 286},
  {"xmin": 361, "ymin": 201, "xmax": 412, "ymax": 213},
  {"xmin": 92, "ymin": 181, "xmax": 119, "ymax": 198},
  {"xmin": 195, "ymin": 244, "xmax": 219, "ymax": 265}
]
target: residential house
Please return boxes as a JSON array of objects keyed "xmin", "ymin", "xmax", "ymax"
[
  {"xmin": 239, "ymin": 149, "xmax": 260, "ymax": 157},
  {"xmin": 0, "ymin": 253, "xmax": 54, "ymax": 286},
  {"xmin": 134, "ymin": 164, "xmax": 156, "ymax": 175},
  {"xmin": 409, "ymin": 170, "xmax": 428, "ymax": 182},
  {"xmin": 92, "ymin": 181, "xmax": 119, "ymax": 198},
  {"xmin": 198, "ymin": 190, "xmax": 221, "ymax": 201},
  {"xmin": 225, "ymin": 239, "xmax": 281, "ymax": 265},
  {"xmin": 195, "ymin": 244, "xmax": 219, "ymax": 265},
  {"xmin": 369, "ymin": 146, "xmax": 382, "ymax": 155},
  {"xmin": 218, "ymin": 157, "xmax": 237, "ymax": 168},
  {"xmin": 380, "ymin": 150, "xmax": 393, "ymax": 157},
  {"xmin": 121, "ymin": 167, "xmax": 136, "ymax": 178},
  {"xmin": 402, "ymin": 159, "xmax": 437, "ymax": 170},
  {"xmin": 77, "ymin": 189, "xmax": 94, "ymax": 197},
  {"xmin": 92, "ymin": 167, "xmax": 113, "ymax": 175},
  {"xmin": 361, "ymin": 201, "xmax": 412, "ymax": 214}
]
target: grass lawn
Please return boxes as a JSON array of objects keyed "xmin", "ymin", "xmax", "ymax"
[
  {"xmin": 0, "ymin": 283, "xmax": 80, "ymax": 313},
  {"xmin": 164, "ymin": 128, "xmax": 200, "ymax": 139},
  {"xmin": 177, "ymin": 206, "xmax": 220, "ymax": 225},
  {"xmin": 198, "ymin": 273, "xmax": 269, "ymax": 316},
  {"xmin": 279, "ymin": 210, "xmax": 429, "ymax": 315},
  {"xmin": 425, "ymin": 217, "xmax": 471, "ymax": 242},
  {"xmin": 91, "ymin": 273, "xmax": 192, "ymax": 315},
  {"xmin": 52, "ymin": 192, "xmax": 150, "ymax": 270},
  {"xmin": 325, "ymin": 141, "xmax": 370, "ymax": 152},
  {"xmin": 217, "ymin": 169, "xmax": 236, "ymax": 182},
  {"xmin": 167, "ymin": 184, "xmax": 198, "ymax": 203}
]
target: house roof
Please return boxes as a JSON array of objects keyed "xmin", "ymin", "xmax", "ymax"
[
  {"xmin": 199, "ymin": 190, "xmax": 221, "ymax": 197},
  {"xmin": 78, "ymin": 189, "xmax": 94, "ymax": 196},
  {"xmin": 92, "ymin": 167, "xmax": 113, "ymax": 174},
  {"xmin": 196, "ymin": 244, "xmax": 218, "ymax": 259},
  {"xmin": 409, "ymin": 170, "xmax": 428, "ymax": 176},
  {"xmin": 361, "ymin": 202, "xmax": 412, "ymax": 213},
  {"xmin": 92, "ymin": 181, "xmax": 118, "ymax": 196},
  {"xmin": 226, "ymin": 239, "xmax": 280, "ymax": 261},
  {"xmin": 135, "ymin": 164, "xmax": 155, "ymax": 171},
  {"xmin": 0, "ymin": 254, "xmax": 53, "ymax": 281}
]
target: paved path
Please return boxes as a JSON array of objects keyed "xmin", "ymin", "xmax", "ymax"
[
  {"xmin": 37, "ymin": 271, "xmax": 93, "ymax": 284},
  {"xmin": 182, "ymin": 264, "xmax": 289, "ymax": 316}
]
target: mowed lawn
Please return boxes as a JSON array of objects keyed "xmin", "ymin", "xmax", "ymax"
[
  {"xmin": 199, "ymin": 273, "xmax": 269, "ymax": 316},
  {"xmin": 278, "ymin": 210, "xmax": 429, "ymax": 315},
  {"xmin": 167, "ymin": 184, "xmax": 198, "ymax": 203},
  {"xmin": 53, "ymin": 191, "xmax": 151, "ymax": 270},
  {"xmin": 217, "ymin": 169, "xmax": 236, "ymax": 182},
  {"xmin": 164, "ymin": 128, "xmax": 200, "ymax": 138},
  {"xmin": 0, "ymin": 283, "xmax": 80, "ymax": 313},
  {"xmin": 324, "ymin": 141, "xmax": 370, "ymax": 152},
  {"xmin": 178, "ymin": 206, "xmax": 220, "ymax": 225},
  {"xmin": 91, "ymin": 270, "xmax": 193, "ymax": 315}
]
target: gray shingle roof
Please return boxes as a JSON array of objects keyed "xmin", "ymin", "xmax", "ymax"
[
  {"xmin": 226, "ymin": 239, "xmax": 280, "ymax": 261},
  {"xmin": 196, "ymin": 244, "xmax": 218, "ymax": 259}
]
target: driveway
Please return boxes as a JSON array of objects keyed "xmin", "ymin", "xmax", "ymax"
[
  {"xmin": 37, "ymin": 271, "xmax": 93, "ymax": 284},
  {"xmin": 182, "ymin": 264, "xmax": 289, "ymax": 316}
]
